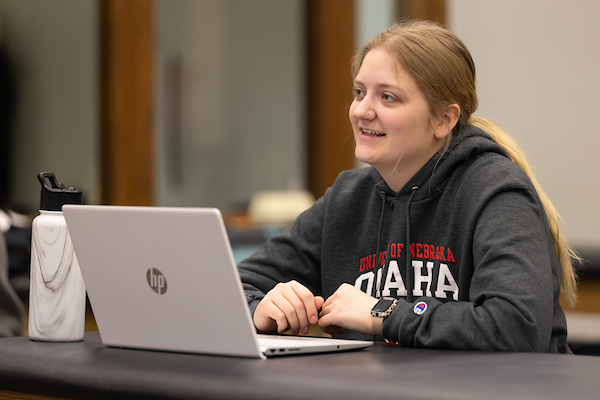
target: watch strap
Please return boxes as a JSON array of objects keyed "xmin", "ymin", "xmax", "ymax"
[{"xmin": 372, "ymin": 313, "xmax": 384, "ymax": 336}]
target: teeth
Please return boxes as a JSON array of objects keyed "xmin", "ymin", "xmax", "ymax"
[{"xmin": 362, "ymin": 129, "xmax": 385, "ymax": 136}]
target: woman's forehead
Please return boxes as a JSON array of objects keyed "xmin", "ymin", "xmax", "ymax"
[{"xmin": 355, "ymin": 49, "xmax": 418, "ymax": 91}]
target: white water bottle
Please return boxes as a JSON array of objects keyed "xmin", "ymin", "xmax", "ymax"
[{"xmin": 28, "ymin": 172, "xmax": 85, "ymax": 342}]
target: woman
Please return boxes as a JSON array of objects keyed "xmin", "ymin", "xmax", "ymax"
[{"xmin": 238, "ymin": 20, "xmax": 578, "ymax": 353}]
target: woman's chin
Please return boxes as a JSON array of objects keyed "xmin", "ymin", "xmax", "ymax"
[{"xmin": 354, "ymin": 151, "xmax": 377, "ymax": 167}]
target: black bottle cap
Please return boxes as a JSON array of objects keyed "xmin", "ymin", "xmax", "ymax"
[{"xmin": 38, "ymin": 172, "xmax": 83, "ymax": 211}]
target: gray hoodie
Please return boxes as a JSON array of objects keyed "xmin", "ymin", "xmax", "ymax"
[{"xmin": 238, "ymin": 124, "xmax": 569, "ymax": 353}]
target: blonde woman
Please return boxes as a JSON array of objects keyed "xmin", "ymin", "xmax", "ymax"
[{"xmin": 239, "ymin": 20, "xmax": 578, "ymax": 353}]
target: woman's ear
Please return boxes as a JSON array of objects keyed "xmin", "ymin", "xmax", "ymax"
[{"xmin": 434, "ymin": 104, "xmax": 461, "ymax": 139}]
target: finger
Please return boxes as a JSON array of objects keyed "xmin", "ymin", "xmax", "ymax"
[
  {"xmin": 272, "ymin": 294, "xmax": 301, "ymax": 335},
  {"xmin": 321, "ymin": 291, "xmax": 335, "ymax": 309},
  {"xmin": 268, "ymin": 282, "xmax": 302, "ymax": 334},
  {"xmin": 271, "ymin": 281, "xmax": 320, "ymax": 335},
  {"xmin": 290, "ymin": 283, "xmax": 320, "ymax": 329},
  {"xmin": 278, "ymin": 281, "xmax": 318, "ymax": 334},
  {"xmin": 314, "ymin": 296, "xmax": 325, "ymax": 312},
  {"xmin": 318, "ymin": 301, "xmax": 329, "ymax": 318},
  {"xmin": 317, "ymin": 289, "xmax": 345, "ymax": 335},
  {"xmin": 254, "ymin": 296, "xmax": 288, "ymax": 333},
  {"xmin": 317, "ymin": 303, "xmax": 334, "ymax": 329}
]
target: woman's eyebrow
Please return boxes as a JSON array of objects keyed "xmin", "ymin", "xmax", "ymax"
[
  {"xmin": 378, "ymin": 83, "xmax": 402, "ymax": 91},
  {"xmin": 354, "ymin": 79, "xmax": 404, "ymax": 92}
]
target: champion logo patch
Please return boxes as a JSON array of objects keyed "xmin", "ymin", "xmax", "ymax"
[{"xmin": 413, "ymin": 301, "xmax": 427, "ymax": 315}]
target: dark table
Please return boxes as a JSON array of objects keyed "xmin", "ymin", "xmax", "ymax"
[{"xmin": 0, "ymin": 332, "xmax": 599, "ymax": 400}]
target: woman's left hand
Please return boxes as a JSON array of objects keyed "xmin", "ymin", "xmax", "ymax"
[{"xmin": 318, "ymin": 283, "xmax": 379, "ymax": 335}]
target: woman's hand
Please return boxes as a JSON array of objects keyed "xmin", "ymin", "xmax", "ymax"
[
  {"xmin": 318, "ymin": 283, "xmax": 379, "ymax": 335},
  {"xmin": 253, "ymin": 280, "xmax": 325, "ymax": 335}
]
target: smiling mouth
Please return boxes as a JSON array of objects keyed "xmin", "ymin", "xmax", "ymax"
[{"xmin": 361, "ymin": 128, "xmax": 386, "ymax": 137}]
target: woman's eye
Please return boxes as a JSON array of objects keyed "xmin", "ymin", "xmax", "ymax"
[
  {"xmin": 354, "ymin": 88, "xmax": 365, "ymax": 98},
  {"xmin": 382, "ymin": 93, "xmax": 396, "ymax": 101}
]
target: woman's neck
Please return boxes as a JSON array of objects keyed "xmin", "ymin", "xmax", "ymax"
[
  {"xmin": 377, "ymin": 168, "xmax": 412, "ymax": 193},
  {"xmin": 372, "ymin": 144, "xmax": 444, "ymax": 193}
]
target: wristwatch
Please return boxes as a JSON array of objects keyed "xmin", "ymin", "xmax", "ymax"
[{"xmin": 371, "ymin": 297, "xmax": 398, "ymax": 335}]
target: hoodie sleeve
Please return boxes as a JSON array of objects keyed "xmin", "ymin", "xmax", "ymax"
[
  {"xmin": 382, "ymin": 186, "xmax": 562, "ymax": 352},
  {"xmin": 237, "ymin": 194, "xmax": 327, "ymax": 317}
]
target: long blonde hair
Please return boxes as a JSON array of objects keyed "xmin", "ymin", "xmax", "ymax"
[{"xmin": 353, "ymin": 20, "xmax": 578, "ymax": 306}]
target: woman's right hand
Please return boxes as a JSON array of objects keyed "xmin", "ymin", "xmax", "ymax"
[{"xmin": 253, "ymin": 280, "xmax": 324, "ymax": 335}]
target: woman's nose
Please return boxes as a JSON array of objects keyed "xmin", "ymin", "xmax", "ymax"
[{"xmin": 352, "ymin": 98, "xmax": 376, "ymax": 120}]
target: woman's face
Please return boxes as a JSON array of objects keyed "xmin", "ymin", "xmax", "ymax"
[{"xmin": 349, "ymin": 49, "xmax": 445, "ymax": 187}]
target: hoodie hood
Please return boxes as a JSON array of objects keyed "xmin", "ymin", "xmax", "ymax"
[{"xmin": 370, "ymin": 123, "xmax": 511, "ymax": 202}]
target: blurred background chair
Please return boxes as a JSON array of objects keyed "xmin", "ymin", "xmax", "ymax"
[{"xmin": 0, "ymin": 211, "xmax": 25, "ymax": 336}]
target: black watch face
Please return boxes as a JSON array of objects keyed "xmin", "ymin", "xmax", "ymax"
[{"xmin": 373, "ymin": 298, "xmax": 395, "ymax": 313}]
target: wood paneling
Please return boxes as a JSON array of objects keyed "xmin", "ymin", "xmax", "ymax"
[
  {"xmin": 305, "ymin": 0, "xmax": 356, "ymax": 199},
  {"xmin": 304, "ymin": 1, "xmax": 448, "ymax": 200},
  {"xmin": 0, "ymin": 389, "xmax": 66, "ymax": 400},
  {"xmin": 100, "ymin": 0, "xmax": 154, "ymax": 206},
  {"xmin": 562, "ymin": 278, "xmax": 600, "ymax": 314},
  {"xmin": 397, "ymin": 0, "xmax": 446, "ymax": 25}
]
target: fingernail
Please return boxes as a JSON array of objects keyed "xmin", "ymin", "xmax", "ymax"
[
  {"xmin": 303, "ymin": 327, "xmax": 310, "ymax": 335},
  {"xmin": 310, "ymin": 314, "xmax": 317, "ymax": 324}
]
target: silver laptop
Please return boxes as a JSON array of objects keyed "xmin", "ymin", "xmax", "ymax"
[{"xmin": 62, "ymin": 205, "xmax": 373, "ymax": 359}]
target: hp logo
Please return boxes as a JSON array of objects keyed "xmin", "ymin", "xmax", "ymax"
[{"xmin": 147, "ymin": 268, "xmax": 168, "ymax": 294}]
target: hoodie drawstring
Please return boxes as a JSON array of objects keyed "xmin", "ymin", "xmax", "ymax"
[
  {"xmin": 405, "ymin": 186, "xmax": 419, "ymax": 302},
  {"xmin": 373, "ymin": 191, "xmax": 386, "ymax": 298},
  {"xmin": 374, "ymin": 186, "xmax": 419, "ymax": 301}
]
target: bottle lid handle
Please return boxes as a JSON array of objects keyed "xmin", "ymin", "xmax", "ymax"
[
  {"xmin": 38, "ymin": 172, "xmax": 64, "ymax": 191},
  {"xmin": 37, "ymin": 172, "xmax": 82, "ymax": 211}
]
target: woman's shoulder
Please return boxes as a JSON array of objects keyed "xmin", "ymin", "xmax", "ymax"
[
  {"xmin": 455, "ymin": 151, "xmax": 536, "ymax": 196},
  {"xmin": 450, "ymin": 125, "xmax": 534, "ymax": 190}
]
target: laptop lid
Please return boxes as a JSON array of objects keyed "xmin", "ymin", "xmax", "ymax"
[
  {"xmin": 64, "ymin": 205, "xmax": 265, "ymax": 358},
  {"xmin": 63, "ymin": 205, "xmax": 373, "ymax": 359}
]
